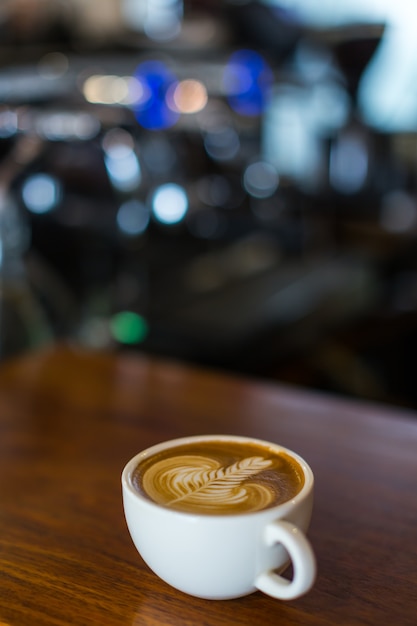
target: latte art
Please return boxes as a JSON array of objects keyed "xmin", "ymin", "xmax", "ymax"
[
  {"xmin": 143, "ymin": 454, "xmax": 275, "ymax": 513},
  {"xmin": 132, "ymin": 440, "xmax": 305, "ymax": 514}
]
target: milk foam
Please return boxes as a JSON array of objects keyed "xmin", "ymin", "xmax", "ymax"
[
  {"xmin": 142, "ymin": 454, "xmax": 276, "ymax": 513},
  {"xmin": 133, "ymin": 440, "xmax": 304, "ymax": 515}
]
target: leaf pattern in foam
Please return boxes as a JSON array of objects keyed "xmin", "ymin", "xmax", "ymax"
[{"xmin": 143, "ymin": 454, "xmax": 274, "ymax": 511}]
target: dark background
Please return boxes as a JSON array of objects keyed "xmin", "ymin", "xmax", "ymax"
[{"xmin": 1, "ymin": 0, "xmax": 417, "ymax": 409}]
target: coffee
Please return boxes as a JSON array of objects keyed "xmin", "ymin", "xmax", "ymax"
[{"xmin": 131, "ymin": 439, "xmax": 304, "ymax": 515}]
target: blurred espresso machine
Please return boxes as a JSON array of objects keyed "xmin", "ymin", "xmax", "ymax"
[{"xmin": 1, "ymin": 0, "xmax": 417, "ymax": 409}]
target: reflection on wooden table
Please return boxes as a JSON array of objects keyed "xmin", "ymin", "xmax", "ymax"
[{"xmin": 0, "ymin": 343, "xmax": 416, "ymax": 625}]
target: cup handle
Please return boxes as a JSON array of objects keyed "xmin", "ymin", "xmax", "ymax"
[{"xmin": 255, "ymin": 520, "xmax": 316, "ymax": 600}]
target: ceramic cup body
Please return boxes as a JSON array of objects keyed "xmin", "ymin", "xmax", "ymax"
[{"xmin": 122, "ymin": 435, "xmax": 316, "ymax": 600}]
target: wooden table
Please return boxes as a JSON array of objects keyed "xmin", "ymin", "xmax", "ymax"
[{"xmin": 1, "ymin": 344, "xmax": 416, "ymax": 626}]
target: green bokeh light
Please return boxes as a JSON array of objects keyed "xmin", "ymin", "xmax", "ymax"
[{"xmin": 110, "ymin": 311, "xmax": 149, "ymax": 344}]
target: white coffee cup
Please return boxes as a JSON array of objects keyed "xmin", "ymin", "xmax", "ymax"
[{"xmin": 122, "ymin": 435, "xmax": 316, "ymax": 601}]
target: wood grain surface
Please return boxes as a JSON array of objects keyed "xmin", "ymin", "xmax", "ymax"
[{"xmin": 0, "ymin": 343, "xmax": 416, "ymax": 626}]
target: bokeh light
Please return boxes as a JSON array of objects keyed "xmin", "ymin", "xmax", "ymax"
[
  {"xmin": 0, "ymin": 109, "xmax": 17, "ymax": 138},
  {"xmin": 117, "ymin": 199, "xmax": 150, "ymax": 236},
  {"xmin": 243, "ymin": 161, "xmax": 279, "ymax": 198},
  {"xmin": 329, "ymin": 133, "xmax": 368, "ymax": 194},
  {"xmin": 122, "ymin": 0, "xmax": 183, "ymax": 43},
  {"xmin": 223, "ymin": 49, "xmax": 273, "ymax": 117},
  {"xmin": 203, "ymin": 125, "xmax": 240, "ymax": 162},
  {"xmin": 103, "ymin": 129, "xmax": 141, "ymax": 192},
  {"xmin": 170, "ymin": 79, "xmax": 208, "ymax": 114},
  {"xmin": 196, "ymin": 174, "xmax": 232, "ymax": 207},
  {"xmin": 110, "ymin": 311, "xmax": 149, "ymax": 344},
  {"xmin": 151, "ymin": 183, "xmax": 188, "ymax": 225},
  {"xmin": 22, "ymin": 174, "xmax": 61, "ymax": 214},
  {"xmin": 36, "ymin": 111, "xmax": 100, "ymax": 141},
  {"xmin": 132, "ymin": 61, "xmax": 180, "ymax": 131},
  {"xmin": 83, "ymin": 74, "xmax": 131, "ymax": 105}
]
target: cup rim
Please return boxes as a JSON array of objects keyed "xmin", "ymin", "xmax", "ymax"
[{"xmin": 122, "ymin": 434, "xmax": 314, "ymax": 519}]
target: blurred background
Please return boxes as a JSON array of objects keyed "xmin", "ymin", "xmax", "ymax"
[{"xmin": 1, "ymin": 0, "xmax": 417, "ymax": 408}]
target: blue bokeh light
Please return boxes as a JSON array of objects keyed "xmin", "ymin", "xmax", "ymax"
[
  {"xmin": 132, "ymin": 60, "xmax": 179, "ymax": 131},
  {"xmin": 152, "ymin": 183, "xmax": 188, "ymax": 225},
  {"xmin": 223, "ymin": 49, "xmax": 273, "ymax": 117},
  {"xmin": 22, "ymin": 173, "xmax": 61, "ymax": 214},
  {"xmin": 104, "ymin": 146, "xmax": 141, "ymax": 192},
  {"xmin": 117, "ymin": 199, "xmax": 150, "ymax": 236}
]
